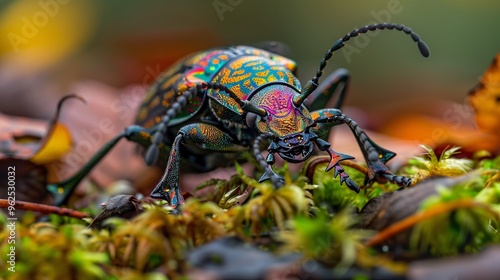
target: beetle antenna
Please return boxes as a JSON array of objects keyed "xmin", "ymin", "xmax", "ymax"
[
  {"xmin": 145, "ymin": 86, "xmax": 198, "ymax": 165},
  {"xmin": 145, "ymin": 82, "xmax": 266, "ymax": 165},
  {"xmin": 293, "ymin": 22, "xmax": 430, "ymax": 106}
]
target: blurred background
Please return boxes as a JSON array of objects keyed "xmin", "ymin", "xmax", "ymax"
[
  {"xmin": 0, "ymin": 0, "xmax": 499, "ymax": 196},
  {"xmin": 1, "ymin": 0, "xmax": 499, "ymax": 115}
]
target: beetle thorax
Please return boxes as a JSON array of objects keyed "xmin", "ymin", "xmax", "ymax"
[
  {"xmin": 250, "ymin": 84, "xmax": 313, "ymax": 137},
  {"xmin": 249, "ymin": 84, "xmax": 315, "ymax": 163}
]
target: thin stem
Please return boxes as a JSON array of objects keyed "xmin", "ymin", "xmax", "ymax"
[
  {"xmin": 305, "ymin": 156, "xmax": 367, "ymax": 182},
  {"xmin": 0, "ymin": 199, "xmax": 90, "ymax": 219}
]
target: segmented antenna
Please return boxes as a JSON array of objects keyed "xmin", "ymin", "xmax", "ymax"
[
  {"xmin": 313, "ymin": 22, "xmax": 430, "ymax": 84},
  {"xmin": 294, "ymin": 22, "xmax": 430, "ymax": 106},
  {"xmin": 145, "ymin": 86, "xmax": 197, "ymax": 166}
]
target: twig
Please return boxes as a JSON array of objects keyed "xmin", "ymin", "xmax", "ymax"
[
  {"xmin": 305, "ymin": 156, "xmax": 368, "ymax": 183},
  {"xmin": 365, "ymin": 198, "xmax": 498, "ymax": 247},
  {"xmin": 340, "ymin": 160, "xmax": 369, "ymax": 173},
  {"xmin": 0, "ymin": 199, "xmax": 91, "ymax": 219},
  {"xmin": 484, "ymin": 171, "xmax": 500, "ymax": 188}
]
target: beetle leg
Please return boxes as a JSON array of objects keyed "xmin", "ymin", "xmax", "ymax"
[
  {"xmin": 311, "ymin": 108, "xmax": 411, "ymax": 187},
  {"xmin": 305, "ymin": 68, "xmax": 350, "ymax": 111},
  {"xmin": 49, "ymin": 125, "xmax": 152, "ymax": 206},
  {"xmin": 251, "ymin": 134, "xmax": 285, "ymax": 188},
  {"xmin": 312, "ymin": 137, "xmax": 359, "ymax": 192},
  {"xmin": 257, "ymin": 152, "xmax": 285, "ymax": 185},
  {"xmin": 150, "ymin": 123, "xmax": 246, "ymax": 207},
  {"xmin": 145, "ymin": 86, "xmax": 199, "ymax": 166}
]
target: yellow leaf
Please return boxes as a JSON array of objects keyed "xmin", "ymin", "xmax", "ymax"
[{"xmin": 31, "ymin": 122, "xmax": 71, "ymax": 164}]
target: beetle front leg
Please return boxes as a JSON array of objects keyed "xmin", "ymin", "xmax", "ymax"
[
  {"xmin": 257, "ymin": 152, "xmax": 284, "ymax": 184},
  {"xmin": 313, "ymin": 137, "xmax": 359, "ymax": 192},
  {"xmin": 311, "ymin": 108, "xmax": 411, "ymax": 187},
  {"xmin": 251, "ymin": 134, "xmax": 285, "ymax": 188},
  {"xmin": 150, "ymin": 123, "xmax": 246, "ymax": 207}
]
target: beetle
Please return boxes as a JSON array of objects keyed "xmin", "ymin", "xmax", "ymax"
[{"xmin": 50, "ymin": 22, "xmax": 430, "ymax": 207}]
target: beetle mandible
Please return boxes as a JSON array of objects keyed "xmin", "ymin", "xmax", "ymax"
[{"xmin": 50, "ymin": 22, "xmax": 430, "ymax": 207}]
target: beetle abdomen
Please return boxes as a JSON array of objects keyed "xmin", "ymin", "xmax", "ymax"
[
  {"xmin": 135, "ymin": 46, "xmax": 300, "ymax": 129},
  {"xmin": 135, "ymin": 49, "xmax": 230, "ymax": 128}
]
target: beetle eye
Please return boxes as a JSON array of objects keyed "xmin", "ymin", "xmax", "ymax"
[{"xmin": 246, "ymin": 113, "xmax": 258, "ymax": 128}]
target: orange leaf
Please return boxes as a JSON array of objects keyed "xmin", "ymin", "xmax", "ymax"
[{"xmin": 468, "ymin": 54, "xmax": 500, "ymax": 135}]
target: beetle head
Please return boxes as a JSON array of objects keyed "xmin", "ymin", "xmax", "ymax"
[
  {"xmin": 270, "ymin": 131, "xmax": 315, "ymax": 163},
  {"xmin": 246, "ymin": 84, "xmax": 315, "ymax": 163}
]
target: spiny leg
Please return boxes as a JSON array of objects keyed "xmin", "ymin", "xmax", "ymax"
[
  {"xmin": 252, "ymin": 134, "xmax": 285, "ymax": 187},
  {"xmin": 254, "ymin": 129, "xmax": 359, "ymax": 191},
  {"xmin": 49, "ymin": 125, "xmax": 152, "ymax": 206},
  {"xmin": 312, "ymin": 108, "xmax": 411, "ymax": 187},
  {"xmin": 150, "ymin": 123, "xmax": 246, "ymax": 207},
  {"xmin": 312, "ymin": 135, "xmax": 359, "ymax": 192},
  {"xmin": 306, "ymin": 68, "xmax": 350, "ymax": 111}
]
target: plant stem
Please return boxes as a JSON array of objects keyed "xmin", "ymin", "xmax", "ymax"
[
  {"xmin": 0, "ymin": 199, "xmax": 90, "ymax": 219},
  {"xmin": 305, "ymin": 156, "xmax": 368, "ymax": 182}
]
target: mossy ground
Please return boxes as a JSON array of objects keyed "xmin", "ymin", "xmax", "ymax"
[{"xmin": 1, "ymin": 147, "xmax": 499, "ymax": 279}]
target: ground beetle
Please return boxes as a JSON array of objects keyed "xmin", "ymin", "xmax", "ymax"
[{"xmin": 50, "ymin": 22, "xmax": 430, "ymax": 207}]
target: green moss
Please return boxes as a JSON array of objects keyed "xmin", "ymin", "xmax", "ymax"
[{"xmin": 2, "ymin": 147, "xmax": 500, "ymax": 278}]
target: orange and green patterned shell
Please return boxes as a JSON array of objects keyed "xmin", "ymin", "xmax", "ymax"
[{"xmin": 135, "ymin": 46, "xmax": 299, "ymax": 129}]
